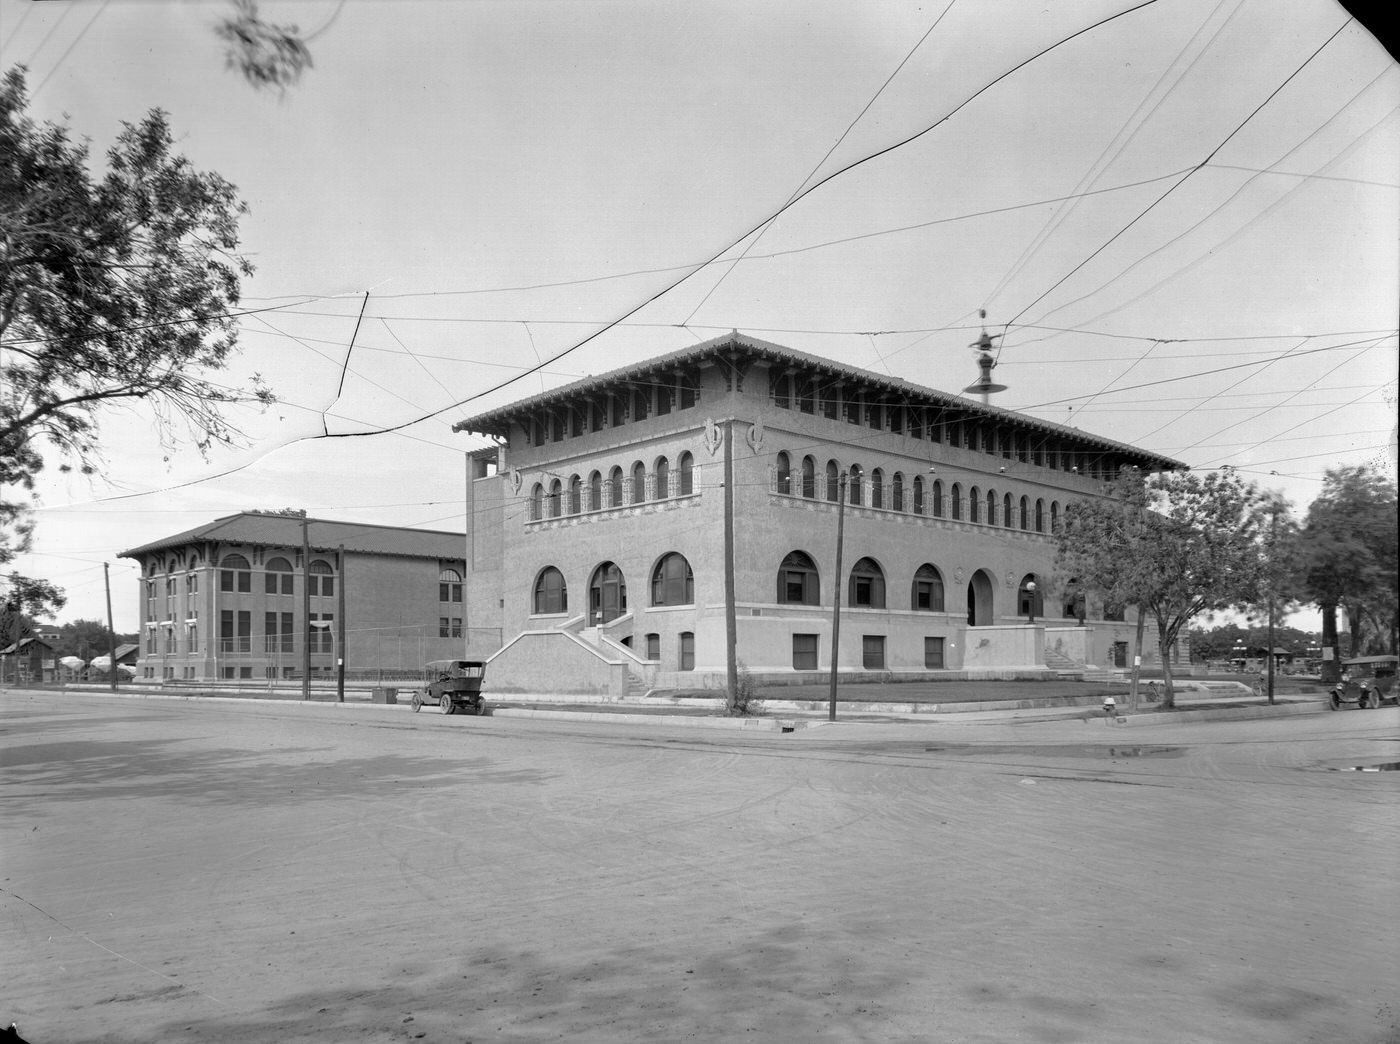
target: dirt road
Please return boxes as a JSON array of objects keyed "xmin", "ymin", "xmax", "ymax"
[{"xmin": 3, "ymin": 693, "xmax": 1396, "ymax": 1043}]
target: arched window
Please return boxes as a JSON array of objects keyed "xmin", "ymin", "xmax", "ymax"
[
  {"xmin": 1050, "ymin": 501, "xmax": 1060, "ymax": 532},
  {"xmin": 589, "ymin": 471, "xmax": 602, "ymax": 512},
  {"xmin": 987, "ymin": 489, "xmax": 998, "ymax": 525},
  {"xmin": 439, "ymin": 568, "xmax": 462, "ymax": 603},
  {"xmin": 265, "ymin": 556, "xmax": 293, "ymax": 595},
  {"xmin": 678, "ymin": 452, "xmax": 695, "ymax": 495},
  {"xmin": 651, "ymin": 552, "xmax": 694, "ymax": 606},
  {"xmin": 776, "ymin": 451, "xmax": 792, "ymax": 494},
  {"xmin": 530, "ymin": 483, "xmax": 544, "ymax": 521},
  {"xmin": 548, "ymin": 478, "xmax": 563, "ymax": 518},
  {"xmin": 949, "ymin": 482, "xmax": 961, "ymax": 520},
  {"xmin": 870, "ymin": 468, "xmax": 884, "ymax": 510},
  {"xmin": 568, "ymin": 475, "xmax": 582, "ymax": 515},
  {"xmin": 609, "ymin": 466, "xmax": 624, "ymax": 508},
  {"xmin": 655, "ymin": 457, "xmax": 670, "ymax": 500},
  {"xmin": 969, "ymin": 486, "xmax": 981, "ymax": 523},
  {"xmin": 848, "ymin": 557, "xmax": 886, "ymax": 608},
  {"xmin": 913, "ymin": 475, "xmax": 925, "ymax": 515},
  {"xmin": 631, "ymin": 461, "xmax": 646, "ymax": 504},
  {"xmin": 777, "ymin": 551, "xmax": 820, "ymax": 606},
  {"xmin": 912, "ymin": 564, "xmax": 945, "ymax": 611},
  {"xmin": 892, "ymin": 472, "xmax": 905, "ymax": 512},
  {"xmin": 308, "ymin": 558, "xmax": 334, "ymax": 597},
  {"xmin": 801, "ymin": 456, "xmax": 816, "ymax": 499},
  {"xmin": 849, "ymin": 465, "xmax": 863, "ymax": 507},
  {"xmin": 220, "ymin": 553, "xmax": 251, "ymax": 593},
  {"xmin": 1018, "ymin": 574, "xmax": 1043, "ymax": 619},
  {"xmin": 534, "ymin": 567, "xmax": 567, "ymax": 614},
  {"xmin": 1003, "ymin": 492, "xmax": 1013, "ymax": 528},
  {"xmin": 1019, "ymin": 496, "xmax": 1029, "ymax": 530},
  {"xmin": 1035, "ymin": 498, "xmax": 1045, "ymax": 532},
  {"xmin": 932, "ymin": 479, "xmax": 943, "ymax": 517},
  {"xmin": 826, "ymin": 460, "xmax": 839, "ymax": 501}
]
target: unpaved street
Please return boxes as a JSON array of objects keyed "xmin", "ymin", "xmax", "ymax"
[{"xmin": 3, "ymin": 693, "xmax": 1397, "ymax": 1043}]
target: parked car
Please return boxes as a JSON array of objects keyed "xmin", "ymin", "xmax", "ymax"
[
  {"xmin": 1327, "ymin": 655, "xmax": 1397, "ymax": 711},
  {"xmin": 410, "ymin": 659, "xmax": 488, "ymax": 716}
]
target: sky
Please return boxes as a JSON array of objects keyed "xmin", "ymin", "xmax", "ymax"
[{"xmin": 2, "ymin": 0, "xmax": 1396, "ymax": 634}]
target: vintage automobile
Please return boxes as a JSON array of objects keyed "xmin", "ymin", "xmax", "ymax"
[
  {"xmin": 1327, "ymin": 655, "xmax": 1397, "ymax": 711},
  {"xmin": 410, "ymin": 659, "xmax": 488, "ymax": 716}
]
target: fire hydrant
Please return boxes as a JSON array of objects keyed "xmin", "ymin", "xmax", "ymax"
[{"xmin": 1103, "ymin": 696, "xmax": 1117, "ymax": 718}]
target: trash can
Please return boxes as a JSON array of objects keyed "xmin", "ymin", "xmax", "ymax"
[{"xmin": 371, "ymin": 687, "xmax": 399, "ymax": 705}]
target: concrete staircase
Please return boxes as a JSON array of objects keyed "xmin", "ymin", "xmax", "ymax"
[{"xmin": 1043, "ymin": 647, "xmax": 1083, "ymax": 676}]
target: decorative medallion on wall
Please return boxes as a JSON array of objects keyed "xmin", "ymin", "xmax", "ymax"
[
  {"xmin": 745, "ymin": 417, "xmax": 765, "ymax": 453},
  {"xmin": 1006, "ymin": 570, "xmax": 1016, "ymax": 588},
  {"xmin": 510, "ymin": 468, "xmax": 522, "ymax": 494},
  {"xmin": 703, "ymin": 418, "xmax": 723, "ymax": 457},
  {"xmin": 954, "ymin": 566, "xmax": 965, "ymax": 584}
]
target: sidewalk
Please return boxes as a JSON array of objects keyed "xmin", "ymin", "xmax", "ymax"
[{"xmin": 33, "ymin": 680, "xmax": 1327, "ymax": 732}]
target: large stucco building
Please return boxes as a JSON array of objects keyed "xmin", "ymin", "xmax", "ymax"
[
  {"xmin": 121, "ymin": 513, "xmax": 470, "ymax": 681},
  {"xmin": 453, "ymin": 332, "xmax": 1184, "ymax": 694}
]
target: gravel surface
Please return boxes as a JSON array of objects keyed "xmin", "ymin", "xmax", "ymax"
[{"xmin": 3, "ymin": 692, "xmax": 1396, "ymax": 1043}]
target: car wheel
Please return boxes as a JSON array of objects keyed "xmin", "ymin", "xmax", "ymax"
[
  {"xmin": 475, "ymin": 700, "xmax": 487, "ymax": 716},
  {"xmin": 411, "ymin": 691, "xmax": 423, "ymax": 713},
  {"xmin": 1328, "ymin": 691, "xmax": 1340, "ymax": 711},
  {"xmin": 441, "ymin": 694, "xmax": 455, "ymax": 715}
]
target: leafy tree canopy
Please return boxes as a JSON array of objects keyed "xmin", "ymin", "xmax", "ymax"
[
  {"xmin": 1, "ymin": 66, "xmax": 269, "ymax": 493},
  {"xmin": 1056, "ymin": 468, "xmax": 1273, "ymax": 706},
  {"xmin": 1295, "ymin": 464, "xmax": 1398, "ymax": 657}
]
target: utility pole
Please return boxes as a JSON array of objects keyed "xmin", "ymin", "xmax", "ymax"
[
  {"xmin": 336, "ymin": 543, "xmax": 346, "ymax": 702},
  {"xmin": 828, "ymin": 469, "xmax": 851, "ymax": 722},
  {"xmin": 723, "ymin": 418, "xmax": 738, "ymax": 714},
  {"xmin": 103, "ymin": 562, "xmax": 117, "ymax": 692},
  {"xmin": 301, "ymin": 513, "xmax": 311, "ymax": 701},
  {"xmin": 1266, "ymin": 507, "xmax": 1278, "ymax": 705}
]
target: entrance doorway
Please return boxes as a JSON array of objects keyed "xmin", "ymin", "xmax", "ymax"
[
  {"xmin": 588, "ymin": 562, "xmax": 628, "ymax": 625},
  {"xmin": 966, "ymin": 569, "xmax": 994, "ymax": 626}
]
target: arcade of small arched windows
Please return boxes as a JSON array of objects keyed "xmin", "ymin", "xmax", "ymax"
[
  {"xmin": 528, "ymin": 451, "xmax": 697, "ymax": 523},
  {"xmin": 771, "ymin": 450, "xmax": 1063, "ymax": 535},
  {"xmin": 766, "ymin": 371, "xmax": 1128, "ymax": 480}
]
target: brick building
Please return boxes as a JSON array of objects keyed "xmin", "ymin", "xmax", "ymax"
[
  {"xmin": 120, "ymin": 513, "xmax": 470, "ymax": 682},
  {"xmin": 453, "ymin": 332, "xmax": 1184, "ymax": 695}
]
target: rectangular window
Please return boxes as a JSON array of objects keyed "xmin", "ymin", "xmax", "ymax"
[
  {"xmin": 679, "ymin": 632, "xmax": 695, "ymax": 671},
  {"xmin": 792, "ymin": 633, "xmax": 819, "ymax": 671},
  {"xmin": 439, "ymin": 617, "xmax": 450, "ymax": 639},
  {"xmin": 862, "ymin": 635, "xmax": 886, "ymax": 670},
  {"xmin": 237, "ymin": 611, "xmax": 250, "ymax": 652},
  {"xmin": 220, "ymin": 570, "xmax": 233, "ymax": 592},
  {"xmin": 222, "ymin": 666, "xmax": 236, "ymax": 679},
  {"xmin": 309, "ymin": 614, "xmax": 334, "ymax": 653},
  {"xmin": 220, "ymin": 609, "xmax": 233, "ymax": 653},
  {"xmin": 924, "ymin": 637, "xmax": 945, "ymax": 669},
  {"xmin": 281, "ymin": 613, "xmax": 294, "ymax": 652},
  {"xmin": 645, "ymin": 633, "xmax": 660, "ymax": 661},
  {"xmin": 239, "ymin": 666, "xmax": 253, "ymax": 679},
  {"xmin": 309, "ymin": 575, "xmax": 334, "ymax": 597},
  {"xmin": 451, "ymin": 618, "xmax": 462, "ymax": 639},
  {"xmin": 265, "ymin": 612, "xmax": 278, "ymax": 653},
  {"xmin": 440, "ymin": 582, "xmax": 463, "ymax": 603}
]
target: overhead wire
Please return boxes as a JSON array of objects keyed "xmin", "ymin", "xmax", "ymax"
[{"xmin": 1004, "ymin": 15, "xmax": 1355, "ymax": 339}]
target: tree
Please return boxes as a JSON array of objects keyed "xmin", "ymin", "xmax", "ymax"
[
  {"xmin": 1294, "ymin": 465, "xmax": 1399, "ymax": 678},
  {"xmin": 1056, "ymin": 468, "xmax": 1273, "ymax": 709},
  {"xmin": 54, "ymin": 619, "xmax": 130, "ymax": 660},
  {"xmin": 215, "ymin": 0, "xmax": 316, "ymax": 93},
  {"xmin": 2, "ymin": 573, "xmax": 65, "ymax": 651},
  {"xmin": 1, "ymin": 67, "xmax": 270, "ymax": 493}
]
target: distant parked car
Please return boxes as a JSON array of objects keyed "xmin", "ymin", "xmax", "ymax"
[{"xmin": 1328, "ymin": 655, "xmax": 1397, "ymax": 711}]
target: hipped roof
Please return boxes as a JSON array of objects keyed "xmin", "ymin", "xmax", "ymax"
[
  {"xmin": 453, "ymin": 331, "xmax": 1185, "ymax": 471},
  {"xmin": 121, "ymin": 513, "xmax": 465, "ymax": 561}
]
